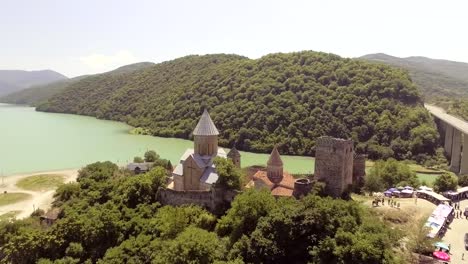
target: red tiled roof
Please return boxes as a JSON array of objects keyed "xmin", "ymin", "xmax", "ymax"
[{"xmin": 252, "ymin": 170, "xmax": 295, "ymax": 196}]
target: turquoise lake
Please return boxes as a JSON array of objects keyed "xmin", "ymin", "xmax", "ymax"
[{"xmin": 0, "ymin": 104, "xmax": 315, "ymax": 176}]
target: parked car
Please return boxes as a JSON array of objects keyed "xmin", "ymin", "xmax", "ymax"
[{"xmin": 465, "ymin": 233, "xmax": 468, "ymax": 250}]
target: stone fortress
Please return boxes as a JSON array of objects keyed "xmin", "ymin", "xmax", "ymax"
[{"xmin": 158, "ymin": 109, "xmax": 367, "ymax": 211}]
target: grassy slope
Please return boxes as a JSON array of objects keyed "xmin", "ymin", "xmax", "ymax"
[
  {"xmin": 16, "ymin": 174, "xmax": 65, "ymax": 191},
  {"xmin": 0, "ymin": 193, "xmax": 32, "ymax": 206}
]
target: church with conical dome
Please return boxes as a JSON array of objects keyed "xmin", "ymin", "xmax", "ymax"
[
  {"xmin": 247, "ymin": 146, "xmax": 299, "ymax": 197},
  {"xmin": 172, "ymin": 109, "xmax": 231, "ymax": 191}
]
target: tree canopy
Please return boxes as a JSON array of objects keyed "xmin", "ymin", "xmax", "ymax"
[
  {"xmin": 433, "ymin": 172, "xmax": 458, "ymax": 193},
  {"xmin": 365, "ymin": 159, "xmax": 419, "ymax": 191},
  {"xmin": 0, "ymin": 160, "xmax": 408, "ymax": 263},
  {"xmin": 36, "ymin": 51, "xmax": 438, "ymax": 160}
]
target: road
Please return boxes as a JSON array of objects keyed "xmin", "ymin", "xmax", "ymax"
[
  {"xmin": 425, "ymin": 104, "xmax": 468, "ymax": 134},
  {"xmin": 442, "ymin": 199, "xmax": 468, "ymax": 263}
]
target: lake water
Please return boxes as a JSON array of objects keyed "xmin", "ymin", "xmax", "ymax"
[{"xmin": 0, "ymin": 104, "xmax": 314, "ymax": 176}]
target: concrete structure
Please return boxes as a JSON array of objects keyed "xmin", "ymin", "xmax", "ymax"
[
  {"xmin": 172, "ymin": 110, "xmax": 227, "ymax": 191},
  {"xmin": 314, "ymin": 136, "xmax": 354, "ymax": 197},
  {"xmin": 426, "ymin": 105, "xmax": 468, "ymax": 175},
  {"xmin": 227, "ymin": 147, "xmax": 241, "ymax": 168}
]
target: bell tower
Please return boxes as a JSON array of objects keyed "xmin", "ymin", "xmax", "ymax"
[
  {"xmin": 267, "ymin": 146, "xmax": 283, "ymax": 185},
  {"xmin": 227, "ymin": 147, "xmax": 241, "ymax": 168},
  {"xmin": 193, "ymin": 109, "xmax": 219, "ymax": 156}
]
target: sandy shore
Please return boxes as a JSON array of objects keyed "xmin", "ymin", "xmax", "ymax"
[{"xmin": 0, "ymin": 169, "xmax": 79, "ymax": 219}]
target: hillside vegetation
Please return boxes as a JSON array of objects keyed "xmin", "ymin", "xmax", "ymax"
[
  {"xmin": 0, "ymin": 62, "xmax": 155, "ymax": 105},
  {"xmin": 361, "ymin": 53, "xmax": 468, "ymax": 98},
  {"xmin": 0, "ymin": 70, "xmax": 67, "ymax": 96},
  {"xmin": 37, "ymin": 51, "xmax": 439, "ymax": 160},
  {"xmin": 0, "ymin": 161, "xmax": 406, "ymax": 263}
]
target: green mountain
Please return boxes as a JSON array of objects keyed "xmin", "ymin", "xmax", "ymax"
[
  {"xmin": 361, "ymin": 53, "xmax": 468, "ymax": 98},
  {"xmin": 0, "ymin": 62, "xmax": 155, "ymax": 105},
  {"xmin": 37, "ymin": 51, "xmax": 438, "ymax": 160},
  {"xmin": 0, "ymin": 69, "xmax": 67, "ymax": 96}
]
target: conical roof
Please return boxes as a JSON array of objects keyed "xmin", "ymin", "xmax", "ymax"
[
  {"xmin": 267, "ymin": 146, "xmax": 283, "ymax": 166},
  {"xmin": 227, "ymin": 147, "xmax": 241, "ymax": 157},
  {"xmin": 193, "ymin": 109, "xmax": 219, "ymax": 136}
]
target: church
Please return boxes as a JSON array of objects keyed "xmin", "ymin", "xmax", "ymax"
[{"xmin": 171, "ymin": 109, "xmax": 239, "ymax": 191}]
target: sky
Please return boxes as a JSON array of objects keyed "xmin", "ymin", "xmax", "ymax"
[{"xmin": 1, "ymin": 0, "xmax": 467, "ymax": 77}]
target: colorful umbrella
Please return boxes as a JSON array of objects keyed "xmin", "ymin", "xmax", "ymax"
[{"xmin": 433, "ymin": 251, "xmax": 450, "ymax": 261}]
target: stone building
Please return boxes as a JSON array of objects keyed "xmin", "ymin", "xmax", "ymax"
[
  {"xmin": 172, "ymin": 109, "xmax": 227, "ymax": 191},
  {"xmin": 314, "ymin": 136, "xmax": 354, "ymax": 198},
  {"xmin": 248, "ymin": 146, "xmax": 312, "ymax": 198},
  {"xmin": 352, "ymin": 153, "xmax": 367, "ymax": 187},
  {"xmin": 126, "ymin": 162, "xmax": 153, "ymax": 174},
  {"xmin": 227, "ymin": 147, "xmax": 241, "ymax": 168}
]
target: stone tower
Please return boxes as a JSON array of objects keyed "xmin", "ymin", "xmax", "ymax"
[
  {"xmin": 352, "ymin": 153, "xmax": 366, "ymax": 186},
  {"xmin": 227, "ymin": 147, "xmax": 241, "ymax": 168},
  {"xmin": 314, "ymin": 137, "xmax": 354, "ymax": 198},
  {"xmin": 267, "ymin": 146, "xmax": 283, "ymax": 185},
  {"xmin": 193, "ymin": 109, "xmax": 219, "ymax": 156}
]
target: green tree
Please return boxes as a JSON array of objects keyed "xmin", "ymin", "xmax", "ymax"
[
  {"xmin": 368, "ymin": 159, "xmax": 419, "ymax": 188},
  {"xmin": 364, "ymin": 171, "xmax": 385, "ymax": 193},
  {"xmin": 156, "ymin": 227, "xmax": 226, "ymax": 264},
  {"xmin": 433, "ymin": 172, "xmax": 458, "ymax": 192},
  {"xmin": 133, "ymin": 156, "xmax": 144, "ymax": 163},
  {"xmin": 458, "ymin": 174, "xmax": 468, "ymax": 187},
  {"xmin": 213, "ymin": 157, "xmax": 242, "ymax": 190},
  {"xmin": 144, "ymin": 150, "xmax": 160, "ymax": 162},
  {"xmin": 216, "ymin": 189, "xmax": 275, "ymax": 243}
]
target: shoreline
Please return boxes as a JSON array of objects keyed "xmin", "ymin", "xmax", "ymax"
[{"xmin": 0, "ymin": 169, "xmax": 79, "ymax": 219}]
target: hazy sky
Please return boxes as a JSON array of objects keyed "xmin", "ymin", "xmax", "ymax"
[{"xmin": 1, "ymin": 0, "xmax": 467, "ymax": 77}]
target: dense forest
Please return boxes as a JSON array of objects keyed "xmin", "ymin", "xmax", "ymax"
[
  {"xmin": 0, "ymin": 161, "xmax": 408, "ymax": 263},
  {"xmin": 36, "ymin": 51, "xmax": 439, "ymax": 160}
]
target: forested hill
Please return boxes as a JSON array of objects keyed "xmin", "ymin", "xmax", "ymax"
[
  {"xmin": 38, "ymin": 51, "xmax": 439, "ymax": 160},
  {"xmin": 0, "ymin": 62, "xmax": 155, "ymax": 105},
  {"xmin": 0, "ymin": 69, "xmax": 67, "ymax": 96},
  {"xmin": 361, "ymin": 53, "xmax": 468, "ymax": 98}
]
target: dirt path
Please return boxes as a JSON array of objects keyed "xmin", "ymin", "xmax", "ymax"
[
  {"xmin": 0, "ymin": 169, "xmax": 78, "ymax": 219},
  {"xmin": 441, "ymin": 199, "xmax": 468, "ymax": 262}
]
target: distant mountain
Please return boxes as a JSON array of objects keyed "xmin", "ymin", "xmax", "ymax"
[
  {"xmin": 0, "ymin": 70, "xmax": 67, "ymax": 96},
  {"xmin": 36, "ymin": 52, "xmax": 438, "ymax": 160},
  {"xmin": 360, "ymin": 53, "xmax": 468, "ymax": 98},
  {"xmin": 0, "ymin": 62, "xmax": 154, "ymax": 105}
]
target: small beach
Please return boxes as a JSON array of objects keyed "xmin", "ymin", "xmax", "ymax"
[{"xmin": 0, "ymin": 169, "xmax": 78, "ymax": 219}]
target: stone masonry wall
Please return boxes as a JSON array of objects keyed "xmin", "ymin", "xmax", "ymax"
[
  {"xmin": 353, "ymin": 154, "xmax": 366, "ymax": 184},
  {"xmin": 158, "ymin": 187, "xmax": 240, "ymax": 213},
  {"xmin": 158, "ymin": 188, "xmax": 215, "ymax": 210},
  {"xmin": 314, "ymin": 136, "xmax": 354, "ymax": 197}
]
